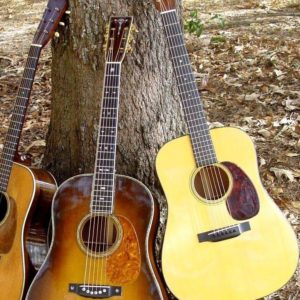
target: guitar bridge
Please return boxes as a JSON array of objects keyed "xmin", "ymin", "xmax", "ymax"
[
  {"xmin": 69, "ymin": 284, "xmax": 122, "ymax": 298},
  {"xmin": 198, "ymin": 221, "xmax": 251, "ymax": 243}
]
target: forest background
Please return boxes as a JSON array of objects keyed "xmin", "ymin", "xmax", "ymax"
[{"xmin": 0, "ymin": 0, "xmax": 299, "ymax": 298}]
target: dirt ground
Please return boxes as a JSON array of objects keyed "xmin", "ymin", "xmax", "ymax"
[{"xmin": 0, "ymin": 0, "xmax": 299, "ymax": 299}]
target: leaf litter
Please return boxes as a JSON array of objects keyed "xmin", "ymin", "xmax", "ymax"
[{"xmin": 0, "ymin": 0, "xmax": 299, "ymax": 299}]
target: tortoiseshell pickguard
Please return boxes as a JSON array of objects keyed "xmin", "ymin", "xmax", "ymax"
[{"xmin": 223, "ymin": 162, "xmax": 259, "ymax": 220}]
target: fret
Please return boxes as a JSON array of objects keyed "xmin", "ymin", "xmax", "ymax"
[
  {"xmin": 190, "ymin": 133, "xmax": 210, "ymax": 141},
  {"xmin": 105, "ymin": 75, "xmax": 120, "ymax": 77},
  {"xmin": 91, "ymin": 208, "xmax": 113, "ymax": 212},
  {"xmin": 164, "ymin": 22, "xmax": 178, "ymax": 27},
  {"xmin": 102, "ymin": 107, "xmax": 117, "ymax": 110},
  {"xmin": 97, "ymin": 158, "xmax": 115, "ymax": 161},
  {"xmin": 161, "ymin": 9, "xmax": 176, "ymax": 15},
  {"xmin": 174, "ymin": 62, "xmax": 192, "ymax": 70},
  {"xmin": 92, "ymin": 202, "xmax": 114, "ymax": 205},
  {"xmin": 98, "ymin": 134, "xmax": 116, "ymax": 139},
  {"xmin": 169, "ymin": 44, "xmax": 185, "ymax": 50},
  {"xmin": 15, "ymin": 96, "xmax": 28, "ymax": 101},
  {"xmin": 176, "ymin": 72, "xmax": 194, "ymax": 81},
  {"xmin": 94, "ymin": 188, "xmax": 113, "ymax": 192},
  {"xmin": 172, "ymin": 55, "xmax": 189, "ymax": 62},
  {"xmin": 178, "ymin": 88, "xmax": 198, "ymax": 96},
  {"xmin": 194, "ymin": 151, "xmax": 216, "ymax": 158},
  {"xmin": 194, "ymin": 142, "xmax": 214, "ymax": 150},
  {"xmin": 98, "ymin": 126, "xmax": 116, "ymax": 129},
  {"xmin": 100, "ymin": 117, "xmax": 118, "ymax": 121},
  {"xmin": 177, "ymin": 80, "xmax": 196, "ymax": 88}
]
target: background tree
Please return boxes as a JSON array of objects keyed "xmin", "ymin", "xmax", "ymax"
[{"xmin": 44, "ymin": 0, "xmax": 185, "ymax": 243}]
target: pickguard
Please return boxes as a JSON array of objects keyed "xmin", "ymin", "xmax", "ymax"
[{"xmin": 223, "ymin": 162, "xmax": 259, "ymax": 220}]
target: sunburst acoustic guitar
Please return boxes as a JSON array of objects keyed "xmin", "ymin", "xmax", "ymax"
[
  {"xmin": 26, "ymin": 17, "xmax": 167, "ymax": 300},
  {"xmin": 153, "ymin": 1, "xmax": 299, "ymax": 299},
  {"xmin": 0, "ymin": 1, "xmax": 68, "ymax": 299}
]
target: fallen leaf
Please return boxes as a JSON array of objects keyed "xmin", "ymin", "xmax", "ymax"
[{"xmin": 270, "ymin": 167, "xmax": 296, "ymax": 182}]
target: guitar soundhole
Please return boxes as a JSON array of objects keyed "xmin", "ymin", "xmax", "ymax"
[
  {"xmin": 79, "ymin": 215, "xmax": 122, "ymax": 257},
  {"xmin": 193, "ymin": 165, "xmax": 231, "ymax": 202},
  {"xmin": 0, "ymin": 192, "xmax": 8, "ymax": 223}
]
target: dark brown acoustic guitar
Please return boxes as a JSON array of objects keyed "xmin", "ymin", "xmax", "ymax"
[
  {"xmin": 0, "ymin": 0, "xmax": 68, "ymax": 299},
  {"xmin": 26, "ymin": 17, "xmax": 167, "ymax": 300}
]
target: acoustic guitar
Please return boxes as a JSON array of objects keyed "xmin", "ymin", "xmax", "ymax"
[
  {"xmin": 26, "ymin": 17, "xmax": 167, "ymax": 300},
  {"xmin": 0, "ymin": 1, "xmax": 68, "ymax": 299},
  {"xmin": 154, "ymin": 1, "xmax": 299, "ymax": 299}
]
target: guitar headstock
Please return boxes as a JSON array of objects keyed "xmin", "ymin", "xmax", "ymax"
[
  {"xmin": 153, "ymin": 0, "xmax": 176, "ymax": 12},
  {"xmin": 104, "ymin": 17, "xmax": 134, "ymax": 63},
  {"xmin": 32, "ymin": 0, "xmax": 68, "ymax": 47}
]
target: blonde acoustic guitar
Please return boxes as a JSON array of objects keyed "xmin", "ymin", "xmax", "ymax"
[
  {"xmin": 153, "ymin": 1, "xmax": 299, "ymax": 299},
  {"xmin": 0, "ymin": 1, "xmax": 68, "ymax": 298}
]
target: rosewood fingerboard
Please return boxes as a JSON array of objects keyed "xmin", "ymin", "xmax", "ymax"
[
  {"xmin": 0, "ymin": 45, "xmax": 42, "ymax": 192},
  {"xmin": 91, "ymin": 63, "xmax": 121, "ymax": 214},
  {"xmin": 161, "ymin": 10, "xmax": 217, "ymax": 167}
]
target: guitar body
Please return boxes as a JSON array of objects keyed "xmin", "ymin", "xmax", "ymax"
[
  {"xmin": 26, "ymin": 174, "xmax": 166, "ymax": 300},
  {"xmin": 156, "ymin": 127, "xmax": 299, "ymax": 300},
  {"xmin": 0, "ymin": 162, "xmax": 57, "ymax": 300}
]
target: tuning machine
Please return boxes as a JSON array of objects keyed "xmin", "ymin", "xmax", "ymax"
[
  {"xmin": 54, "ymin": 32, "xmax": 60, "ymax": 38},
  {"xmin": 65, "ymin": 10, "xmax": 71, "ymax": 15},
  {"xmin": 59, "ymin": 21, "xmax": 65, "ymax": 27}
]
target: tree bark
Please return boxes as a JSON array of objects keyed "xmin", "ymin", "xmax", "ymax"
[{"xmin": 44, "ymin": 0, "xmax": 185, "ymax": 248}]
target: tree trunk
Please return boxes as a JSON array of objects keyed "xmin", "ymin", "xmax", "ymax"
[{"xmin": 44, "ymin": 0, "xmax": 185, "ymax": 251}]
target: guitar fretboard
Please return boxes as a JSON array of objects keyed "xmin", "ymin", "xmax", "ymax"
[
  {"xmin": 91, "ymin": 63, "xmax": 121, "ymax": 214},
  {"xmin": 0, "ymin": 45, "xmax": 42, "ymax": 192},
  {"xmin": 161, "ymin": 10, "xmax": 217, "ymax": 167}
]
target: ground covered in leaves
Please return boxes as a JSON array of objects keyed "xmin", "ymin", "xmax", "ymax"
[{"xmin": 0, "ymin": 0, "xmax": 299, "ymax": 299}]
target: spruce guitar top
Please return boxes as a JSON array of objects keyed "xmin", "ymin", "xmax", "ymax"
[
  {"xmin": 153, "ymin": 1, "xmax": 299, "ymax": 299},
  {"xmin": 0, "ymin": 0, "xmax": 68, "ymax": 299},
  {"xmin": 26, "ymin": 17, "xmax": 167, "ymax": 300}
]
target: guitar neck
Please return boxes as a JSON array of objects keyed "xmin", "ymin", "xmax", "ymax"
[
  {"xmin": 160, "ymin": 10, "xmax": 217, "ymax": 167},
  {"xmin": 91, "ymin": 62, "xmax": 121, "ymax": 214},
  {"xmin": 0, "ymin": 45, "xmax": 42, "ymax": 192}
]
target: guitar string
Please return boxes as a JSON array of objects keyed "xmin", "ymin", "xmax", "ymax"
[
  {"xmin": 102, "ymin": 27, "xmax": 126, "ymax": 291},
  {"xmin": 160, "ymin": 4, "xmax": 230, "ymax": 232},
  {"xmin": 102, "ymin": 54, "xmax": 117, "ymax": 291},
  {"xmin": 159, "ymin": 2, "xmax": 207, "ymax": 236},
  {"xmin": 163, "ymin": 8, "xmax": 231, "ymax": 230},
  {"xmin": 160, "ymin": 3, "xmax": 216, "ymax": 233},
  {"xmin": 95, "ymin": 60, "xmax": 114, "ymax": 291},
  {"xmin": 0, "ymin": 6, "xmax": 56, "ymax": 187},
  {"xmin": 98, "ymin": 47, "xmax": 116, "ymax": 291},
  {"xmin": 0, "ymin": 46, "xmax": 40, "ymax": 187},
  {"xmin": 166, "ymin": 7, "xmax": 233, "ymax": 229},
  {"xmin": 83, "ymin": 26, "xmax": 119, "ymax": 297}
]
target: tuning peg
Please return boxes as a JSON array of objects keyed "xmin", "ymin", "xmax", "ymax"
[
  {"xmin": 65, "ymin": 10, "xmax": 71, "ymax": 15},
  {"xmin": 54, "ymin": 32, "xmax": 60, "ymax": 38},
  {"xmin": 59, "ymin": 22, "xmax": 65, "ymax": 26}
]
